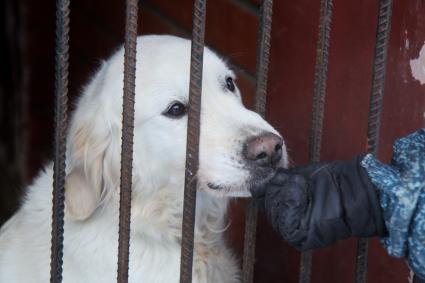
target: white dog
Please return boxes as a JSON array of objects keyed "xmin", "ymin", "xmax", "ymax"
[{"xmin": 0, "ymin": 35, "xmax": 287, "ymax": 283}]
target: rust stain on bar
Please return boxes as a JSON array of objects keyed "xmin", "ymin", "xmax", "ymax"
[
  {"xmin": 242, "ymin": 1, "xmax": 273, "ymax": 283},
  {"xmin": 300, "ymin": 0, "xmax": 334, "ymax": 282},
  {"xmin": 355, "ymin": 0, "xmax": 393, "ymax": 282},
  {"xmin": 179, "ymin": 0, "xmax": 207, "ymax": 282},
  {"xmin": 50, "ymin": 0, "xmax": 70, "ymax": 282},
  {"xmin": 117, "ymin": 0, "xmax": 138, "ymax": 282}
]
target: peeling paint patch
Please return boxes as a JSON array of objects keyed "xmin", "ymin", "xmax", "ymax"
[{"xmin": 410, "ymin": 43, "xmax": 425, "ymax": 85}]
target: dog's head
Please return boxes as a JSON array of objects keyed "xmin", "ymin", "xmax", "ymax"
[{"xmin": 64, "ymin": 35, "xmax": 287, "ymax": 220}]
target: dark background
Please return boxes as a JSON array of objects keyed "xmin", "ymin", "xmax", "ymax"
[{"xmin": 1, "ymin": 0, "xmax": 424, "ymax": 282}]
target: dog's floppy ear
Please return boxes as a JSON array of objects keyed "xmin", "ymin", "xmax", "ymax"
[
  {"xmin": 65, "ymin": 119, "xmax": 109, "ymax": 220},
  {"xmin": 65, "ymin": 166, "xmax": 101, "ymax": 221},
  {"xmin": 65, "ymin": 62, "xmax": 117, "ymax": 220}
]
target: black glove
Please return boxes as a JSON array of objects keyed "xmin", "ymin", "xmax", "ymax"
[{"xmin": 251, "ymin": 155, "xmax": 387, "ymax": 251}]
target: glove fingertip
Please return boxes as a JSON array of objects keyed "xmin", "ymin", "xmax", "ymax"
[{"xmin": 271, "ymin": 168, "xmax": 291, "ymax": 185}]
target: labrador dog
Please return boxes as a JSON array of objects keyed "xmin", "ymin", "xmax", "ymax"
[{"xmin": 0, "ymin": 35, "xmax": 287, "ymax": 283}]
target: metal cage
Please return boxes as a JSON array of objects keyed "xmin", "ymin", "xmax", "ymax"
[{"xmin": 48, "ymin": 0, "xmax": 424, "ymax": 282}]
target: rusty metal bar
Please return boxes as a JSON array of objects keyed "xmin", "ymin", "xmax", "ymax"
[
  {"xmin": 50, "ymin": 0, "xmax": 70, "ymax": 281},
  {"xmin": 354, "ymin": 0, "xmax": 393, "ymax": 282},
  {"xmin": 253, "ymin": 0, "xmax": 273, "ymax": 117},
  {"xmin": 242, "ymin": 200, "xmax": 259, "ymax": 283},
  {"xmin": 179, "ymin": 0, "xmax": 207, "ymax": 282},
  {"xmin": 307, "ymin": 0, "xmax": 333, "ymax": 165},
  {"xmin": 242, "ymin": 1, "xmax": 273, "ymax": 282},
  {"xmin": 300, "ymin": 0, "xmax": 333, "ymax": 282},
  {"xmin": 117, "ymin": 0, "xmax": 138, "ymax": 282}
]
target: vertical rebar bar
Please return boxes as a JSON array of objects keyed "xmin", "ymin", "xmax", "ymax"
[
  {"xmin": 242, "ymin": 1, "xmax": 273, "ymax": 283},
  {"xmin": 50, "ymin": 0, "xmax": 70, "ymax": 282},
  {"xmin": 179, "ymin": 0, "xmax": 207, "ymax": 282},
  {"xmin": 242, "ymin": 200, "xmax": 259, "ymax": 283},
  {"xmin": 354, "ymin": 0, "xmax": 392, "ymax": 282},
  {"xmin": 308, "ymin": 0, "xmax": 333, "ymax": 165},
  {"xmin": 117, "ymin": 0, "xmax": 138, "ymax": 282},
  {"xmin": 253, "ymin": 0, "xmax": 273, "ymax": 117},
  {"xmin": 300, "ymin": 0, "xmax": 333, "ymax": 282}
]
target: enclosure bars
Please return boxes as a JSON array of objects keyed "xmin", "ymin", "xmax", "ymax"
[
  {"xmin": 179, "ymin": 0, "xmax": 207, "ymax": 282},
  {"xmin": 116, "ymin": 0, "xmax": 138, "ymax": 282},
  {"xmin": 300, "ymin": 0, "xmax": 334, "ymax": 282},
  {"xmin": 241, "ymin": 1, "xmax": 273, "ymax": 283},
  {"xmin": 50, "ymin": 0, "xmax": 70, "ymax": 282},
  {"xmin": 354, "ymin": 0, "xmax": 393, "ymax": 282},
  {"xmin": 48, "ymin": 0, "xmax": 417, "ymax": 282}
]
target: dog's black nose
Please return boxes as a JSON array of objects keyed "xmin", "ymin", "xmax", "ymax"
[{"xmin": 244, "ymin": 132, "xmax": 283, "ymax": 167}]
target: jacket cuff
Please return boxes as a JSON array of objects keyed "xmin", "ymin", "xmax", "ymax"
[{"xmin": 357, "ymin": 155, "xmax": 387, "ymax": 237}]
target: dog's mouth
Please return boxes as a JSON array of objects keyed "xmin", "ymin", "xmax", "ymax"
[
  {"xmin": 201, "ymin": 180, "xmax": 247, "ymax": 197},
  {"xmin": 203, "ymin": 167, "xmax": 279, "ymax": 197},
  {"xmin": 199, "ymin": 149, "xmax": 288, "ymax": 197},
  {"xmin": 207, "ymin": 182, "xmax": 225, "ymax": 191}
]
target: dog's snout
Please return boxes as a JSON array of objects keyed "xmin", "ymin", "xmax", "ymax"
[{"xmin": 244, "ymin": 132, "xmax": 283, "ymax": 167}]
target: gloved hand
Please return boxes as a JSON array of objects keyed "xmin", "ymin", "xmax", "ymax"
[
  {"xmin": 251, "ymin": 156, "xmax": 386, "ymax": 251},
  {"xmin": 361, "ymin": 129, "xmax": 425, "ymax": 279}
]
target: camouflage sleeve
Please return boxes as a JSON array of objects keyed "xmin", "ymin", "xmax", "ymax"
[{"xmin": 361, "ymin": 129, "xmax": 425, "ymax": 279}]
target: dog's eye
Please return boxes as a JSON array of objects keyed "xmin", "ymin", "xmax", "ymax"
[
  {"xmin": 225, "ymin": 77, "xmax": 235, "ymax": 92},
  {"xmin": 164, "ymin": 102, "xmax": 187, "ymax": 118}
]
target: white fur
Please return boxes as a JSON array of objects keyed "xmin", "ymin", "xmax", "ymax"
[{"xmin": 0, "ymin": 35, "xmax": 287, "ymax": 283}]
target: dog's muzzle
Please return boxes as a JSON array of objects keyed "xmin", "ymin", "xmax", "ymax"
[{"xmin": 243, "ymin": 132, "xmax": 283, "ymax": 168}]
